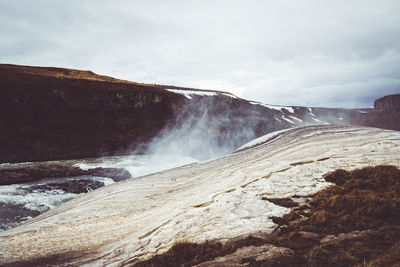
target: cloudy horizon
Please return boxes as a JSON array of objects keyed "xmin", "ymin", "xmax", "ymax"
[{"xmin": 1, "ymin": 0, "xmax": 399, "ymax": 108}]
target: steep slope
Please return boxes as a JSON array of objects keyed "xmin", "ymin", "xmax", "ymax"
[
  {"xmin": 0, "ymin": 64, "xmax": 185, "ymax": 163},
  {"xmin": 0, "ymin": 125, "xmax": 399, "ymax": 266}
]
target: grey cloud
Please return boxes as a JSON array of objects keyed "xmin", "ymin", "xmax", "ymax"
[{"xmin": 1, "ymin": 0, "xmax": 399, "ymax": 108}]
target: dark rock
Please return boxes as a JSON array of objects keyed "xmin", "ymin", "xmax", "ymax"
[
  {"xmin": 374, "ymin": 94, "xmax": 400, "ymax": 111},
  {"xmin": 0, "ymin": 203, "xmax": 41, "ymax": 231},
  {"xmin": 261, "ymin": 197, "xmax": 298, "ymax": 208},
  {"xmin": 0, "ymin": 164, "xmax": 86, "ymax": 185},
  {"xmin": 356, "ymin": 94, "xmax": 400, "ymax": 131},
  {"xmin": 358, "ymin": 109, "xmax": 400, "ymax": 131},
  {"xmin": 30, "ymin": 179, "xmax": 105, "ymax": 194},
  {"xmin": 0, "ymin": 163, "xmax": 132, "ymax": 185}
]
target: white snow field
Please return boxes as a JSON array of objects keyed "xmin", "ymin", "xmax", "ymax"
[{"xmin": 1, "ymin": 125, "xmax": 400, "ymax": 266}]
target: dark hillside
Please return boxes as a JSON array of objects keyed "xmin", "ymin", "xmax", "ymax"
[
  {"xmin": 0, "ymin": 63, "xmax": 398, "ymax": 163},
  {"xmin": 0, "ymin": 64, "xmax": 185, "ymax": 162}
]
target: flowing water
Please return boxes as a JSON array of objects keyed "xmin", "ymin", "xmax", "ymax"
[{"xmin": 0, "ymin": 153, "xmax": 198, "ymax": 232}]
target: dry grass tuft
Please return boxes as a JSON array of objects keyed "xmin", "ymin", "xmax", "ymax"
[{"xmin": 262, "ymin": 197, "xmax": 298, "ymax": 208}]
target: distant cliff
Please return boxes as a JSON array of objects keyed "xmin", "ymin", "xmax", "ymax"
[
  {"xmin": 374, "ymin": 94, "xmax": 400, "ymax": 111},
  {"xmin": 355, "ymin": 94, "xmax": 400, "ymax": 131}
]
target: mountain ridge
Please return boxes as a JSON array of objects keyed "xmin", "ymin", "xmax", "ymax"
[{"xmin": 0, "ymin": 63, "xmax": 397, "ymax": 163}]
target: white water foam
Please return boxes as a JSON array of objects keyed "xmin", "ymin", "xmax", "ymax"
[
  {"xmin": 0, "ymin": 176, "xmax": 115, "ymax": 231},
  {"xmin": 0, "ymin": 176, "xmax": 114, "ymax": 212},
  {"xmin": 75, "ymin": 154, "xmax": 198, "ymax": 178}
]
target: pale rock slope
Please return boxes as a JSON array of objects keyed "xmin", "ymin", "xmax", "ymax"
[{"xmin": 1, "ymin": 126, "xmax": 400, "ymax": 266}]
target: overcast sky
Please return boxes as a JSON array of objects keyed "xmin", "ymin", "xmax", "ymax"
[{"xmin": 1, "ymin": 0, "xmax": 399, "ymax": 108}]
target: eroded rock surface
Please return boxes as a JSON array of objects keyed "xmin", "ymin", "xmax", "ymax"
[{"xmin": 0, "ymin": 126, "xmax": 399, "ymax": 266}]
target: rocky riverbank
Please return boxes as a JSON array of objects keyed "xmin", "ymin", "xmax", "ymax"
[
  {"xmin": 0, "ymin": 161, "xmax": 132, "ymax": 232},
  {"xmin": 0, "ymin": 163, "xmax": 132, "ymax": 185}
]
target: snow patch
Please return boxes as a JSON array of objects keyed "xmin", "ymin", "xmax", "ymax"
[
  {"xmin": 312, "ymin": 118, "xmax": 330, "ymax": 125},
  {"xmin": 289, "ymin": 115, "xmax": 303, "ymax": 122},
  {"xmin": 166, "ymin": 89, "xmax": 237, "ymax": 99},
  {"xmin": 282, "ymin": 116, "xmax": 295, "ymax": 124},
  {"xmin": 302, "ymin": 131, "xmax": 324, "ymax": 138},
  {"xmin": 250, "ymin": 101, "xmax": 294, "ymax": 113},
  {"xmin": 283, "ymin": 107, "xmax": 295, "ymax": 113},
  {"xmin": 221, "ymin": 93, "xmax": 238, "ymax": 98},
  {"xmin": 236, "ymin": 128, "xmax": 294, "ymax": 151},
  {"xmin": 167, "ymin": 89, "xmax": 217, "ymax": 98}
]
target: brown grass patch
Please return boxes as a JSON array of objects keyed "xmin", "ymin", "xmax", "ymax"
[
  {"xmin": 271, "ymin": 165, "xmax": 400, "ymax": 266},
  {"xmin": 132, "ymin": 236, "xmax": 265, "ymax": 267},
  {"xmin": 134, "ymin": 165, "xmax": 400, "ymax": 266}
]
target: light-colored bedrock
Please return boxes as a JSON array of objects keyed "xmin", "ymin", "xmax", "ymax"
[{"xmin": 1, "ymin": 125, "xmax": 399, "ymax": 266}]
